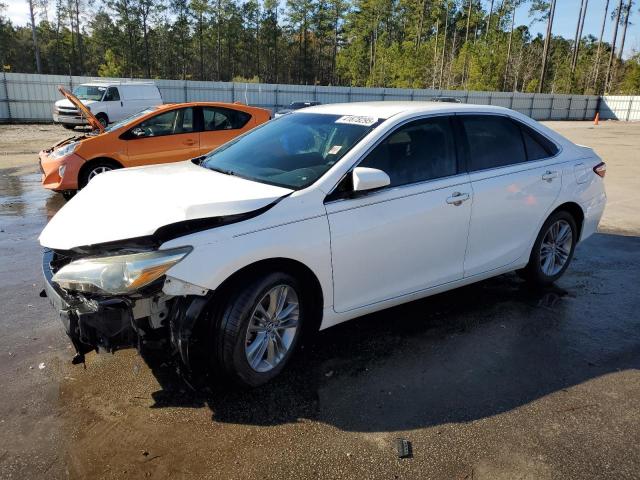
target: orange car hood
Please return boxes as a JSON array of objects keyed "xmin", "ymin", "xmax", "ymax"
[
  {"xmin": 39, "ymin": 161, "xmax": 293, "ymax": 250},
  {"xmin": 58, "ymin": 86, "xmax": 105, "ymax": 133}
]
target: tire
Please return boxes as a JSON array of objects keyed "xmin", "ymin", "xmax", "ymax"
[
  {"xmin": 95, "ymin": 113, "xmax": 109, "ymax": 128},
  {"xmin": 62, "ymin": 124, "xmax": 75, "ymax": 130},
  {"xmin": 519, "ymin": 210, "xmax": 577, "ymax": 285},
  {"xmin": 61, "ymin": 190, "xmax": 75, "ymax": 201},
  {"xmin": 207, "ymin": 272, "xmax": 305, "ymax": 387},
  {"xmin": 78, "ymin": 160, "xmax": 120, "ymax": 189}
]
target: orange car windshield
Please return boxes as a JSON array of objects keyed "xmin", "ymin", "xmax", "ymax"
[
  {"xmin": 201, "ymin": 113, "xmax": 378, "ymax": 190},
  {"xmin": 104, "ymin": 107, "xmax": 159, "ymax": 133}
]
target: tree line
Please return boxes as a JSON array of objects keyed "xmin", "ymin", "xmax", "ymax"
[{"xmin": 1, "ymin": 0, "xmax": 639, "ymax": 94}]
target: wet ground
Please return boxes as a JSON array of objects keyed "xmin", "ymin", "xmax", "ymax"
[{"xmin": 0, "ymin": 122, "xmax": 639, "ymax": 479}]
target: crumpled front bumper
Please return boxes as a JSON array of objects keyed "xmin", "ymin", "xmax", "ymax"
[
  {"xmin": 42, "ymin": 250, "xmax": 210, "ymax": 369},
  {"xmin": 42, "ymin": 249, "xmax": 136, "ymax": 359}
]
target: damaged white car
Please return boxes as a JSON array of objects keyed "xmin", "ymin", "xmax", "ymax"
[{"xmin": 41, "ymin": 102, "xmax": 606, "ymax": 387}]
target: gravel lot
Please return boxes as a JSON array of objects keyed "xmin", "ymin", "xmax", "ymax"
[{"xmin": 0, "ymin": 120, "xmax": 638, "ymax": 479}]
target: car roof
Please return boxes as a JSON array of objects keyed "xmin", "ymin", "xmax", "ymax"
[
  {"xmin": 301, "ymin": 101, "xmax": 513, "ymax": 119},
  {"xmin": 152, "ymin": 102, "xmax": 268, "ymax": 112},
  {"xmin": 81, "ymin": 82, "xmax": 156, "ymax": 87}
]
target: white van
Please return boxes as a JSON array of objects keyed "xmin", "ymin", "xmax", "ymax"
[{"xmin": 52, "ymin": 82, "xmax": 163, "ymax": 129}]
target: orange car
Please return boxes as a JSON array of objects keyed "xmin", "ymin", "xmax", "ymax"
[{"xmin": 40, "ymin": 87, "xmax": 271, "ymax": 198}]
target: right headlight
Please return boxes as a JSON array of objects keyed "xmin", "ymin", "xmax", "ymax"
[{"xmin": 52, "ymin": 246, "xmax": 192, "ymax": 295}]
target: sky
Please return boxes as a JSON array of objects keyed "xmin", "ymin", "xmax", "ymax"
[{"xmin": 3, "ymin": 0, "xmax": 639, "ymax": 59}]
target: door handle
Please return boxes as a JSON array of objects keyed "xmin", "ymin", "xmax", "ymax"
[
  {"xmin": 183, "ymin": 139, "xmax": 196, "ymax": 146},
  {"xmin": 542, "ymin": 170, "xmax": 559, "ymax": 182},
  {"xmin": 446, "ymin": 192, "xmax": 470, "ymax": 206}
]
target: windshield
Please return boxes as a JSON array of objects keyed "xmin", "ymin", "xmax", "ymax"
[
  {"xmin": 201, "ymin": 113, "xmax": 378, "ymax": 190},
  {"xmin": 104, "ymin": 107, "xmax": 159, "ymax": 133},
  {"xmin": 73, "ymin": 85, "xmax": 106, "ymax": 101}
]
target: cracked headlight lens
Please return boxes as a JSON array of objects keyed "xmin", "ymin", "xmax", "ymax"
[{"xmin": 52, "ymin": 247, "xmax": 192, "ymax": 295}]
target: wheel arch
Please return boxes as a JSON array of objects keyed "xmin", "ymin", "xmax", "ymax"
[
  {"xmin": 550, "ymin": 201, "xmax": 585, "ymax": 241},
  {"xmin": 210, "ymin": 257, "xmax": 325, "ymax": 336}
]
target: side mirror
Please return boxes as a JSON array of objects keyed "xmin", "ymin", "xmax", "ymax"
[
  {"xmin": 131, "ymin": 127, "xmax": 145, "ymax": 137},
  {"xmin": 352, "ymin": 167, "xmax": 390, "ymax": 193}
]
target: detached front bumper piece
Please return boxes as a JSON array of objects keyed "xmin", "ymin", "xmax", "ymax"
[{"xmin": 42, "ymin": 250, "xmax": 136, "ymax": 362}]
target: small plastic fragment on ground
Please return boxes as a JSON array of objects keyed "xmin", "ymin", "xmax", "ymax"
[
  {"xmin": 396, "ymin": 438, "xmax": 412, "ymax": 459},
  {"xmin": 325, "ymin": 370, "xmax": 334, "ymax": 377},
  {"xmin": 38, "ymin": 362, "xmax": 45, "ymax": 370}
]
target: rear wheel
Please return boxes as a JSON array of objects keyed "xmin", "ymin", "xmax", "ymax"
[
  {"xmin": 207, "ymin": 272, "xmax": 304, "ymax": 387},
  {"xmin": 519, "ymin": 211, "xmax": 577, "ymax": 285},
  {"xmin": 62, "ymin": 124, "xmax": 75, "ymax": 130}
]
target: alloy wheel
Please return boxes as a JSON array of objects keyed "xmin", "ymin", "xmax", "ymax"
[
  {"xmin": 244, "ymin": 284, "xmax": 300, "ymax": 373},
  {"xmin": 539, "ymin": 219, "xmax": 573, "ymax": 276},
  {"xmin": 87, "ymin": 166, "xmax": 112, "ymax": 182}
]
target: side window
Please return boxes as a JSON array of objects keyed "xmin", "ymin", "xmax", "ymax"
[
  {"xmin": 203, "ymin": 107, "xmax": 251, "ymax": 131},
  {"xmin": 461, "ymin": 115, "xmax": 527, "ymax": 171},
  {"xmin": 359, "ymin": 116, "xmax": 457, "ymax": 187},
  {"xmin": 133, "ymin": 108, "xmax": 194, "ymax": 137},
  {"xmin": 104, "ymin": 87, "xmax": 120, "ymax": 102},
  {"xmin": 518, "ymin": 123, "xmax": 559, "ymax": 161}
]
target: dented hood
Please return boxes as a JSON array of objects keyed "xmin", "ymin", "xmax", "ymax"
[{"xmin": 39, "ymin": 161, "xmax": 292, "ymax": 250}]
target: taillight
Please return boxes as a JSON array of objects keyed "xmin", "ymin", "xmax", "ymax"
[{"xmin": 593, "ymin": 162, "xmax": 606, "ymax": 178}]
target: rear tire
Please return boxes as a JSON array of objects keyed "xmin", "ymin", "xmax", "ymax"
[
  {"xmin": 62, "ymin": 124, "xmax": 75, "ymax": 130},
  {"xmin": 207, "ymin": 272, "xmax": 305, "ymax": 387},
  {"xmin": 519, "ymin": 210, "xmax": 577, "ymax": 286}
]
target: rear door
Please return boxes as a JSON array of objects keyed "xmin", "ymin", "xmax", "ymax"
[
  {"xmin": 326, "ymin": 115, "xmax": 472, "ymax": 312},
  {"xmin": 124, "ymin": 107, "xmax": 199, "ymax": 166},
  {"xmin": 459, "ymin": 114, "xmax": 564, "ymax": 277},
  {"xmin": 198, "ymin": 106, "xmax": 253, "ymax": 155}
]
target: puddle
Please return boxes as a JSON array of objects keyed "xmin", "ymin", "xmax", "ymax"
[{"xmin": 0, "ymin": 169, "xmax": 64, "ymax": 224}]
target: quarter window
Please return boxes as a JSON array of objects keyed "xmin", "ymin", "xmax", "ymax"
[
  {"xmin": 134, "ymin": 108, "xmax": 194, "ymax": 137},
  {"xmin": 461, "ymin": 115, "xmax": 527, "ymax": 171},
  {"xmin": 359, "ymin": 116, "xmax": 457, "ymax": 187},
  {"xmin": 519, "ymin": 123, "xmax": 559, "ymax": 160},
  {"xmin": 202, "ymin": 107, "xmax": 251, "ymax": 131}
]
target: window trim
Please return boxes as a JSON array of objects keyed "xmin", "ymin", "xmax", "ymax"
[
  {"xmin": 324, "ymin": 113, "xmax": 464, "ymax": 203},
  {"xmin": 455, "ymin": 112, "xmax": 562, "ymax": 174}
]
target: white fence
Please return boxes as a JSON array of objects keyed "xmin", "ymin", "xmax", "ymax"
[{"xmin": 0, "ymin": 72, "xmax": 637, "ymax": 123}]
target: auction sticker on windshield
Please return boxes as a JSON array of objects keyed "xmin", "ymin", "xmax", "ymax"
[{"xmin": 335, "ymin": 115, "xmax": 378, "ymax": 126}]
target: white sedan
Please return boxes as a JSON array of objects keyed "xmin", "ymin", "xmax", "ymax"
[{"xmin": 40, "ymin": 102, "xmax": 607, "ymax": 387}]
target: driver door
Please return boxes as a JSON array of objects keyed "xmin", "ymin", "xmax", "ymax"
[
  {"xmin": 325, "ymin": 116, "xmax": 472, "ymax": 313},
  {"xmin": 125, "ymin": 107, "xmax": 200, "ymax": 167}
]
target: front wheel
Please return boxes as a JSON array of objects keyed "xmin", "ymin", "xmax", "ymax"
[
  {"xmin": 519, "ymin": 211, "xmax": 577, "ymax": 285},
  {"xmin": 208, "ymin": 272, "xmax": 304, "ymax": 387},
  {"xmin": 95, "ymin": 113, "xmax": 108, "ymax": 128},
  {"xmin": 78, "ymin": 161, "xmax": 120, "ymax": 189}
]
